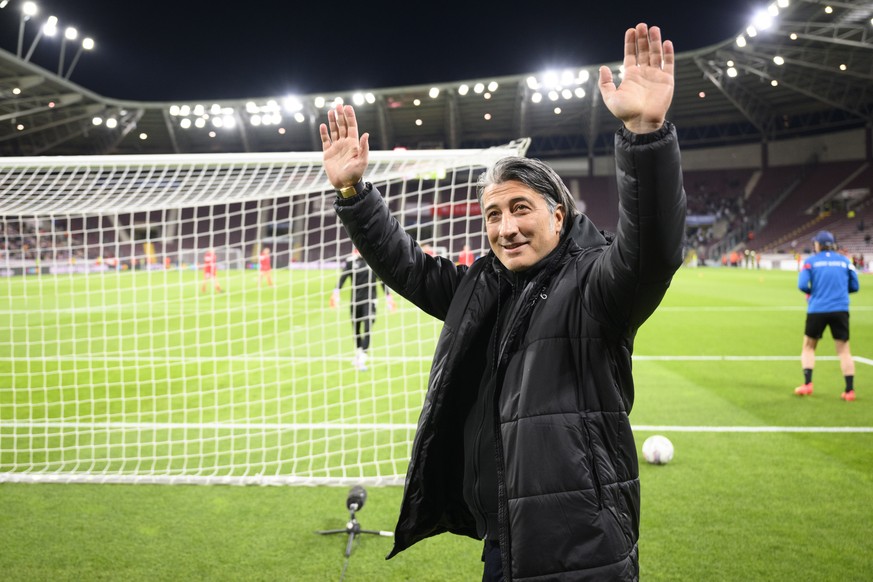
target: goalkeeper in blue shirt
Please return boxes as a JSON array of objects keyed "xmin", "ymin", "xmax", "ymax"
[{"xmin": 795, "ymin": 230, "xmax": 860, "ymax": 401}]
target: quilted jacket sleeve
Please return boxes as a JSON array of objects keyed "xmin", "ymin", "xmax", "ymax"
[{"xmin": 587, "ymin": 122, "xmax": 687, "ymax": 334}]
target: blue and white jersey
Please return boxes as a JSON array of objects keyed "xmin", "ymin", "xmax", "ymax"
[{"xmin": 798, "ymin": 250, "xmax": 860, "ymax": 313}]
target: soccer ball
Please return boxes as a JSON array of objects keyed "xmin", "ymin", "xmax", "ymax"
[{"xmin": 642, "ymin": 435, "xmax": 674, "ymax": 465}]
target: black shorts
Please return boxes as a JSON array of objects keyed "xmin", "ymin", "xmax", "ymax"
[{"xmin": 805, "ymin": 311, "xmax": 850, "ymax": 341}]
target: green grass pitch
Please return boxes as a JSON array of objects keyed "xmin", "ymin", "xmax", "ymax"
[{"xmin": 1, "ymin": 266, "xmax": 872, "ymax": 580}]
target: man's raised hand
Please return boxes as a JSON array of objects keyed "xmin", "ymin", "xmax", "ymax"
[
  {"xmin": 598, "ymin": 23, "xmax": 675, "ymax": 134},
  {"xmin": 319, "ymin": 104, "xmax": 370, "ymax": 190}
]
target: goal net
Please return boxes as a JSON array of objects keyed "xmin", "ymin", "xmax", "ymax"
[{"xmin": 0, "ymin": 141, "xmax": 528, "ymax": 486}]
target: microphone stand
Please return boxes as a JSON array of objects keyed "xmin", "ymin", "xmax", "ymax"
[{"xmin": 316, "ymin": 501, "xmax": 393, "ymax": 581}]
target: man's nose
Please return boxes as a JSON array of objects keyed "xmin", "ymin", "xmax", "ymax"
[{"xmin": 499, "ymin": 214, "xmax": 518, "ymax": 237}]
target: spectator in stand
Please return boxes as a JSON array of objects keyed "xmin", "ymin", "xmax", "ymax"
[
  {"xmin": 258, "ymin": 246, "xmax": 274, "ymax": 287},
  {"xmin": 201, "ymin": 248, "xmax": 223, "ymax": 293},
  {"xmin": 795, "ymin": 230, "xmax": 860, "ymax": 401}
]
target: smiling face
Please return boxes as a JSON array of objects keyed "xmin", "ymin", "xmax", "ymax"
[{"xmin": 482, "ymin": 180, "xmax": 564, "ymax": 272}]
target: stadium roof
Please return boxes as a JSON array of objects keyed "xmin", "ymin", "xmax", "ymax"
[{"xmin": 1, "ymin": 0, "xmax": 871, "ymax": 159}]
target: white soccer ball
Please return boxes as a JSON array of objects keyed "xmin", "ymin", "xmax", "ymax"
[{"xmin": 642, "ymin": 435, "xmax": 674, "ymax": 465}]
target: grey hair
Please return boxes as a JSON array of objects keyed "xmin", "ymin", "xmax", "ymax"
[{"xmin": 476, "ymin": 156, "xmax": 580, "ymax": 235}]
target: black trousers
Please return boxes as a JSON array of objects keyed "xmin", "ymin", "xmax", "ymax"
[{"xmin": 482, "ymin": 539, "xmax": 504, "ymax": 582}]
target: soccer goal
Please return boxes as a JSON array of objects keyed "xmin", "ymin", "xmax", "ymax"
[{"xmin": 0, "ymin": 140, "xmax": 528, "ymax": 486}]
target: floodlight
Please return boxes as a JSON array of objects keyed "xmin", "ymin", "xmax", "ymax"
[
  {"xmin": 82, "ymin": 37, "xmax": 94, "ymax": 50},
  {"xmin": 531, "ymin": 92, "xmax": 542, "ymax": 104},
  {"xmin": 105, "ymin": 118, "xmax": 117, "ymax": 129},
  {"xmin": 542, "ymin": 71, "xmax": 558, "ymax": 89},
  {"xmin": 736, "ymin": 35, "xmax": 747, "ymax": 47},
  {"xmin": 457, "ymin": 84, "xmax": 469, "ymax": 96},
  {"xmin": 753, "ymin": 10, "xmax": 773, "ymax": 30},
  {"xmin": 353, "ymin": 93, "xmax": 365, "ymax": 106},
  {"xmin": 773, "ymin": 56, "xmax": 785, "ymax": 65},
  {"xmin": 487, "ymin": 81, "xmax": 498, "ymax": 92},
  {"xmin": 428, "ymin": 87, "xmax": 439, "ymax": 99},
  {"xmin": 283, "ymin": 97, "xmax": 303, "ymax": 112},
  {"xmin": 23, "ymin": 2, "xmax": 37, "ymax": 16},
  {"xmin": 526, "ymin": 76, "xmax": 539, "ymax": 90},
  {"xmin": 473, "ymin": 83, "xmax": 484, "ymax": 94},
  {"xmin": 64, "ymin": 26, "xmax": 77, "ymax": 40},
  {"xmin": 42, "ymin": 15, "xmax": 57, "ymax": 35}
]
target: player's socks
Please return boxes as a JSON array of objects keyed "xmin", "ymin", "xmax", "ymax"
[
  {"xmin": 803, "ymin": 369, "xmax": 813, "ymax": 385},
  {"xmin": 845, "ymin": 376, "xmax": 854, "ymax": 392}
]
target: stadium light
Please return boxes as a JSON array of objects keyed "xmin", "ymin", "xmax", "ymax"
[
  {"xmin": 63, "ymin": 36, "xmax": 95, "ymax": 80},
  {"xmin": 753, "ymin": 10, "xmax": 774, "ymax": 31},
  {"xmin": 17, "ymin": 1, "xmax": 38, "ymax": 58},
  {"xmin": 58, "ymin": 26, "xmax": 77, "ymax": 75},
  {"xmin": 23, "ymin": 14, "xmax": 57, "ymax": 61}
]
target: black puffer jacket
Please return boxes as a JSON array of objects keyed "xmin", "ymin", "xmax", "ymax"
[{"xmin": 335, "ymin": 123, "xmax": 686, "ymax": 581}]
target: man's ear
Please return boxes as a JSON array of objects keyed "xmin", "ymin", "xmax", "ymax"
[{"xmin": 554, "ymin": 205, "xmax": 565, "ymax": 235}]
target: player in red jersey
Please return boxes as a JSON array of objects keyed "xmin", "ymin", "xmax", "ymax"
[
  {"xmin": 457, "ymin": 244, "xmax": 475, "ymax": 267},
  {"xmin": 201, "ymin": 248, "xmax": 222, "ymax": 293},
  {"xmin": 259, "ymin": 246, "xmax": 274, "ymax": 287}
]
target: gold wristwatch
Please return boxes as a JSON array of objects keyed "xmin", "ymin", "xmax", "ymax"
[{"xmin": 338, "ymin": 181, "xmax": 365, "ymax": 199}]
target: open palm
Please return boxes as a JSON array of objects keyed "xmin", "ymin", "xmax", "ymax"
[
  {"xmin": 319, "ymin": 105, "xmax": 370, "ymax": 190},
  {"xmin": 599, "ymin": 24, "xmax": 675, "ymax": 134}
]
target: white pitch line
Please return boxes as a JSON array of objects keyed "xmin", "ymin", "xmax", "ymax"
[
  {"xmin": 1, "ymin": 421, "xmax": 871, "ymax": 434},
  {"xmin": 1, "ymin": 355, "xmax": 870, "ymax": 365},
  {"xmin": 657, "ymin": 305, "xmax": 873, "ymax": 312},
  {"xmin": 632, "ymin": 425, "xmax": 873, "ymax": 433}
]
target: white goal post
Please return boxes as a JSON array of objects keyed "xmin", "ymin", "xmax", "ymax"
[{"xmin": 0, "ymin": 140, "xmax": 529, "ymax": 486}]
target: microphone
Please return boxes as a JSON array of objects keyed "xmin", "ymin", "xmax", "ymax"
[{"xmin": 346, "ymin": 485, "xmax": 367, "ymax": 512}]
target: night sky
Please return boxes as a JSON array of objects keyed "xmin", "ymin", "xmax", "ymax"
[{"xmin": 2, "ymin": 0, "xmax": 754, "ymax": 102}]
